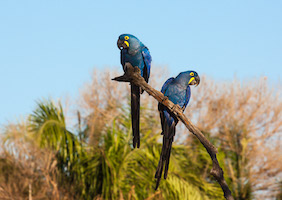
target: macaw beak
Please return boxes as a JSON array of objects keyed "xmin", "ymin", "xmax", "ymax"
[
  {"xmin": 195, "ymin": 75, "xmax": 200, "ymax": 86},
  {"xmin": 117, "ymin": 39, "xmax": 129, "ymax": 50},
  {"xmin": 188, "ymin": 75, "xmax": 200, "ymax": 86}
]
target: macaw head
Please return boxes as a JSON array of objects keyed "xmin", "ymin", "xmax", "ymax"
[
  {"xmin": 187, "ymin": 71, "xmax": 200, "ymax": 86},
  {"xmin": 117, "ymin": 34, "xmax": 142, "ymax": 53},
  {"xmin": 177, "ymin": 71, "xmax": 200, "ymax": 87}
]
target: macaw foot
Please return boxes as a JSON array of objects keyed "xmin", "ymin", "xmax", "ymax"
[
  {"xmin": 161, "ymin": 96, "xmax": 169, "ymax": 103},
  {"xmin": 171, "ymin": 104, "xmax": 182, "ymax": 113},
  {"xmin": 124, "ymin": 63, "xmax": 141, "ymax": 74}
]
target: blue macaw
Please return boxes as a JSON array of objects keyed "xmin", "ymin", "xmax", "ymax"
[
  {"xmin": 117, "ymin": 34, "xmax": 152, "ymax": 148},
  {"xmin": 155, "ymin": 70, "xmax": 200, "ymax": 189}
]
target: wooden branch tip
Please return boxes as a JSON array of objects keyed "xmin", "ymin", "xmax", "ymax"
[
  {"xmin": 112, "ymin": 63, "xmax": 234, "ymax": 200},
  {"xmin": 111, "ymin": 75, "xmax": 131, "ymax": 82}
]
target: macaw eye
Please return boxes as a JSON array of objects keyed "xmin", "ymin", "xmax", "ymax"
[
  {"xmin": 190, "ymin": 72, "xmax": 194, "ymax": 76},
  {"xmin": 124, "ymin": 36, "xmax": 129, "ymax": 40}
]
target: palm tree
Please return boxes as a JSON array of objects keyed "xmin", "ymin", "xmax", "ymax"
[
  {"xmin": 80, "ymin": 105, "xmax": 224, "ymax": 199},
  {"xmin": 28, "ymin": 100, "xmax": 86, "ymax": 198},
  {"xmin": 0, "ymin": 99, "xmax": 228, "ymax": 199}
]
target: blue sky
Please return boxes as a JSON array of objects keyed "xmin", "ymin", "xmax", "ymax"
[{"xmin": 0, "ymin": 0, "xmax": 281, "ymax": 125}]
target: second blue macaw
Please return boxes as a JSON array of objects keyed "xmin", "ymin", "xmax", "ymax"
[
  {"xmin": 117, "ymin": 34, "xmax": 152, "ymax": 148},
  {"xmin": 155, "ymin": 70, "xmax": 200, "ymax": 189}
]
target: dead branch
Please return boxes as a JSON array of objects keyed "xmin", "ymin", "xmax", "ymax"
[{"xmin": 112, "ymin": 63, "xmax": 234, "ymax": 200}]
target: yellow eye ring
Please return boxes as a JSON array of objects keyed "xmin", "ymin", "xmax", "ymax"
[
  {"xmin": 124, "ymin": 36, "xmax": 129, "ymax": 40},
  {"xmin": 190, "ymin": 72, "xmax": 194, "ymax": 76}
]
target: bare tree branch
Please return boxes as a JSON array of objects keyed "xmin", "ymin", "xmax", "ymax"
[{"xmin": 112, "ymin": 63, "xmax": 234, "ymax": 200}]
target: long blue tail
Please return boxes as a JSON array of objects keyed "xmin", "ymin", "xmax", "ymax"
[
  {"xmin": 131, "ymin": 84, "xmax": 140, "ymax": 148},
  {"xmin": 155, "ymin": 122, "xmax": 175, "ymax": 190}
]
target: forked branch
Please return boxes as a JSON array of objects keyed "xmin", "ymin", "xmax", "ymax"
[{"xmin": 112, "ymin": 63, "xmax": 234, "ymax": 200}]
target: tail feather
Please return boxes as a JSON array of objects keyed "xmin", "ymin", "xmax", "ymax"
[
  {"xmin": 155, "ymin": 123, "xmax": 175, "ymax": 190},
  {"xmin": 131, "ymin": 84, "xmax": 140, "ymax": 148},
  {"xmin": 155, "ymin": 138, "xmax": 165, "ymax": 190},
  {"xmin": 164, "ymin": 139, "xmax": 173, "ymax": 179},
  {"xmin": 155, "ymin": 137, "xmax": 166, "ymax": 178}
]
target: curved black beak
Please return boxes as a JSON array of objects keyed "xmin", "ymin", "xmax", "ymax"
[
  {"xmin": 195, "ymin": 75, "xmax": 200, "ymax": 86},
  {"xmin": 117, "ymin": 38, "xmax": 129, "ymax": 50},
  {"xmin": 117, "ymin": 39, "xmax": 123, "ymax": 50},
  {"xmin": 189, "ymin": 75, "xmax": 200, "ymax": 86}
]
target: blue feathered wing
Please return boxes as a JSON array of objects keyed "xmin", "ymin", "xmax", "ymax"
[{"xmin": 141, "ymin": 47, "xmax": 152, "ymax": 83}]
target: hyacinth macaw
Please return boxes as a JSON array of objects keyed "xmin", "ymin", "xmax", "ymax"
[
  {"xmin": 155, "ymin": 71, "xmax": 200, "ymax": 189},
  {"xmin": 117, "ymin": 34, "xmax": 152, "ymax": 148}
]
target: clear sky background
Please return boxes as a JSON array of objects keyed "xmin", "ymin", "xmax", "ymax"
[{"xmin": 0, "ymin": 0, "xmax": 281, "ymax": 125}]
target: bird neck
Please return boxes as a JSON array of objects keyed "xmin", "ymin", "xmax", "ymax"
[
  {"xmin": 128, "ymin": 41, "xmax": 144, "ymax": 55},
  {"xmin": 175, "ymin": 73, "xmax": 190, "ymax": 88}
]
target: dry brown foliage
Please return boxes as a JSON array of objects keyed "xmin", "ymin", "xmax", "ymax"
[
  {"xmin": 0, "ymin": 122, "xmax": 74, "ymax": 200},
  {"xmin": 186, "ymin": 76, "xmax": 282, "ymax": 199}
]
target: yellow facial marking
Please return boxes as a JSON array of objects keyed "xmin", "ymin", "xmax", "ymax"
[
  {"xmin": 124, "ymin": 41, "xmax": 129, "ymax": 47},
  {"xmin": 190, "ymin": 72, "xmax": 194, "ymax": 76},
  {"xmin": 124, "ymin": 36, "xmax": 129, "ymax": 40},
  {"xmin": 188, "ymin": 77, "xmax": 195, "ymax": 84}
]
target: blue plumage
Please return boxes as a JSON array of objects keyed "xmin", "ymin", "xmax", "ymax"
[
  {"xmin": 163, "ymin": 71, "xmax": 194, "ymax": 108},
  {"xmin": 155, "ymin": 70, "xmax": 200, "ymax": 189},
  {"xmin": 118, "ymin": 34, "xmax": 151, "ymax": 81},
  {"xmin": 117, "ymin": 34, "xmax": 152, "ymax": 148}
]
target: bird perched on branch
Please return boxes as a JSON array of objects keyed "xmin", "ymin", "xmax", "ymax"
[
  {"xmin": 155, "ymin": 71, "xmax": 200, "ymax": 189},
  {"xmin": 117, "ymin": 34, "xmax": 152, "ymax": 148}
]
